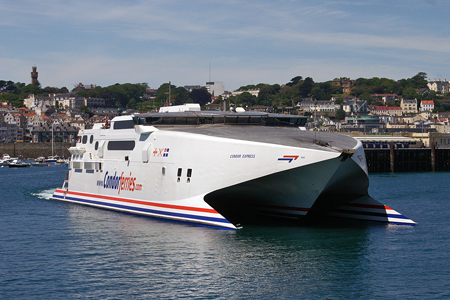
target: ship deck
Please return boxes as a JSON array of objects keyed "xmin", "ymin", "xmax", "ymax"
[{"xmin": 155, "ymin": 124, "xmax": 358, "ymax": 153}]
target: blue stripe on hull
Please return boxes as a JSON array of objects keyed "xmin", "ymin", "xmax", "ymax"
[{"xmin": 53, "ymin": 194, "xmax": 233, "ymax": 225}]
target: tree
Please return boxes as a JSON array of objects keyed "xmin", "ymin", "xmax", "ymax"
[
  {"xmin": 189, "ymin": 88, "xmax": 211, "ymax": 106},
  {"xmin": 298, "ymin": 77, "xmax": 314, "ymax": 98},
  {"xmin": 235, "ymin": 92, "xmax": 256, "ymax": 107},
  {"xmin": 402, "ymin": 87, "xmax": 418, "ymax": 100},
  {"xmin": 359, "ymin": 92, "xmax": 374, "ymax": 102},
  {"xmin": 127, "ymin": 98, "xmax": 137, "ymax": 109},
  {"xmin": 335, "ymin": 109, "xmax": 346, "ymax": 120},
  {"xmin": 286, "ymin": 76, "xmax": 302, "ymax": 87},
  {"xmin": 0, "ymin": 93, "xmax": 23, "ymax": 108},
  {"xmin": 411, "ymin": 72, "xmax": 428, "ymax": 88},
  {"xmin": 21, "ymin": 84, "xmax": 42, "ymax": 95},
  {"xmin": 258, "ymin": 85, "xmax": 276, "ymax": 105},
  {"xmin": 173, "ymin": 87, "xmax": 190, "ymax": 105}
]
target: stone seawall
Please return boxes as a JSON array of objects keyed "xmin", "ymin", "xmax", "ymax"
[{"xmin": 0, "ymin": 143, "xmax": 73, "ymax": 159}]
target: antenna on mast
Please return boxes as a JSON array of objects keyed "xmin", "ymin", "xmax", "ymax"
[{"xmin": 209, "ymin": 61, "xmax": 211, "ymax": 82}]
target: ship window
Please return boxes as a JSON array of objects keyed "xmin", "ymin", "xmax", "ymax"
[
  {"xmin": 82, "ymin": 135, "xmax": 88, "ymax": 144},
  {"xmin": 187, "ymin": 169, "xmax": 192, "ymax": 177},
  {"xmin": 90, "ymin": 135, "xmax": 94, "ymax": 144},
  {"xmin": 107, "ymin": 141, "xmax": 135, "ymax": 151},
  {"xmin": 177, "ymin": 168, "xmax": 182, "ymax": 177},
  {"xmin": 95, "ymin": 141, "xmax": 99, "ymax": 150},
  {"xmin": 113, "ymin": 120, "xmax": 135, "ymax": 130}
]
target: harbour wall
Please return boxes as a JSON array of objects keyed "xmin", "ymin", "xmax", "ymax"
[
  {"xmin": 0, "ymin": 142, "xmax": 72, "ymax": 159},
  {"xmin": 365, "ymin": 143, "xmax": 450, "ymax": 173}
]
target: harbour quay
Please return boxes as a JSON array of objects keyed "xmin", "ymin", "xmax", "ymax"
[
  {"xmin": 0, "ymin": 142, "xmax": 72, "ymax": 159},
  {"xmin": 350, "ymin": 132, "xmax": 450, "ymax": 173},
  {"xmin": 364, "ymin": 143, "xmax": 450, "ymax": 173}
]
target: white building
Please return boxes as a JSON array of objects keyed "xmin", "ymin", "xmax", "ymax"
[
  {"xmin": 159, "ymin": 103, "xmax": 201, "ymax": 113},
  {"xmin": 420, "ymin": 100, "xmax": 435, "ymax": 112},
  {"xmin": 23, "ymin": 94, "xmax": 52, "ymax": 110},
  {"xmin": 427, "ymin": 79, "xmax": 450, "ymax": 93},
  {"xmin": 205, "ymin": 82, "xmax": 224, "ymax": 97},
  {"xmin": 231, "ymin": 89, "xmax": 260, "ymax": 97}
]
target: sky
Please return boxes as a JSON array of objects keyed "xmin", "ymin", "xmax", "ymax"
[{"xmin": 1, "ymin": 0, "xmax": 450, "ymax": 91}]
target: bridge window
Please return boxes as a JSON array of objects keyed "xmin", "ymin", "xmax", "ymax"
[
  {"xmin": 107, "ymin": 141, "xmax": 135, "ymax": 151},
  {"xmin": 113, "ymin": 120, "xmax": 135, "ymax": 130}
]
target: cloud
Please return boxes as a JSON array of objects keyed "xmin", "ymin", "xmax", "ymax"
[{"xmin": 2, "ymin": 0, "xmax": 450, "ymax": 91}]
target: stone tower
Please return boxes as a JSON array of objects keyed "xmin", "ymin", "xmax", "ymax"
[{"xmin": 31, "ymin": 66, "xmax": 38, "ymax": 85}]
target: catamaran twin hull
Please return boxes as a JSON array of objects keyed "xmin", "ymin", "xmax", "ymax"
[{"xmin": 52, "ymin": 112, "xmax": 415, "ymax": 229}]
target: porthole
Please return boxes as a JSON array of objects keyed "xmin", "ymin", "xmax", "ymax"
[
  {"xmin": 95, "ymin": 141, "xmax": 99, "ymax": 150},
  {"xmin": 90, "ymin": 135, "xmax": 94, "ymax": 144}
]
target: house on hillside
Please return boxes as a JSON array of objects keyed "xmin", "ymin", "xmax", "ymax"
[
  {"xmin": 427, "ymin": 79, "xmax": 450, "ymax": 93},
  {"xmin": 370, "ymin": 106, "xmax": 402, "ymax": 116},
  {"xmin": 401, "ymin": 99, "xmax": 418, "ymax": 114},
  {"xmin": 332, "ymin": 77, "xmax": 353, "ymax": 94},
  {"xmin": 420, "ymin": 100, "xmax": 435, "ymax": 112},
  {"xmin": 343, "ymin": 100, "xmax": 368, "ymax": 114},
  {"xmin": 371, "ymin": 94, "xmax": 398, "ymax": 104},
  {"xmin": 297, "ymin": 101, "xmax": 316, "ymax": 112}
]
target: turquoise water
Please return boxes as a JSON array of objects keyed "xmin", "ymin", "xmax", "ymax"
[{"xmin": 1, "ymin": 166, "xmax": 449, "ymax": 299}]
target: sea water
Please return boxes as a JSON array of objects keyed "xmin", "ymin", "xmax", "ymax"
[{"xmin": 1, "ymin": 166, "xmax": 449, "ymax": 299}]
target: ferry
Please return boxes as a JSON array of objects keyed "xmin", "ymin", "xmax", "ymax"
[{"xmin": 51, "ymin": 104, "xmax": 415, "ymax": 229}]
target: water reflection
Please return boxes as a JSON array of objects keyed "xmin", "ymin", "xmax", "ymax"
[{"xmin": 64, "ymin": 205, "xmax": 374, "ymax": 299}]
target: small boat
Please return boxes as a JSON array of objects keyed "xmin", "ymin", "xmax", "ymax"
[
  {"xmin": 0, "ymin": 154, "xmax": 13, "ymax": 166},
  {"xmin": 32, "ymin": 157, "xmax": 50, "ymax": 167},
  {"xmin": 8, "ymin": 158, "xmax": 31, "ymax": 168},
  {"xmin": 45, "ymin": 156, "xmax": 59, "ymax": 163}
]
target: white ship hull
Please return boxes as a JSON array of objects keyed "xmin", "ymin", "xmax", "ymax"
[{"xmin": 52, "ymin": 112, "xmax": 415, "ymax": 229}]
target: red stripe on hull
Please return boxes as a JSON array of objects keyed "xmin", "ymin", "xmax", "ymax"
[{"xmin": 54, "ymin": 189, "xmax": 219, "ymax": 214}]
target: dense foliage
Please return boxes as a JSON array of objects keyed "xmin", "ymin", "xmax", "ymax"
[
  {"xmin": 0, "ymin": 80, "xmax": 68, "ymax": 108},
  {"xmin": 2, "ymin": 72, "xmax": 450, "ymax": 112}
]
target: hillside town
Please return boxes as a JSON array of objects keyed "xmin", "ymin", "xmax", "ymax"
[{"xmin": 1, "ymin": 68, "xmax": 450, "ymax": 149}]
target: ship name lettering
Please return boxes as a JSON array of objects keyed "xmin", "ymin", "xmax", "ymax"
[{"xmin": 103, "ymin": 171, "xmax": 139, "ymax": 194}]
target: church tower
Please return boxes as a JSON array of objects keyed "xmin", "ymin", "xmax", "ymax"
[{"xmin": 31, "ymin": 66, "xmax": 39, "ymax": 85}]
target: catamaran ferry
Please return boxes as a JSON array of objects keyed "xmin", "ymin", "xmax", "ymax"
[{"xmin": 52, "ymin": 104, "xmax": 415, "ymax": 229}]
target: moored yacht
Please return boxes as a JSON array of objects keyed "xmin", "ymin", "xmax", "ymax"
[
  {"xmin": 52, "ymin": 105, "xmax": 415, "ymax": 229},
  {"xmin": 0, "ymin": 154, "xmax": 13, "ymax": 166}
]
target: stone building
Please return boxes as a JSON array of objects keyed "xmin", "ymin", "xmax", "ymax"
[{"xmin": 332, "ymin": 77, "xmax": 353, "ymax": 94}]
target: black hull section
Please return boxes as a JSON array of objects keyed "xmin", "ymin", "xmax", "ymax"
[
  {"xmin": 204, "ymin": 155, "xmax": 348, "ymax": 225},
  {"xmin": 307, "ymin": 157, "xmax": 370, "ymax": 218}
]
